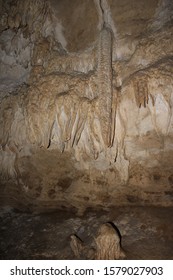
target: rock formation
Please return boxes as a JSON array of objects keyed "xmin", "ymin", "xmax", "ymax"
[
  {"xmin": 70, "ymin": 222, "xmax": 125, "ymax": 260},
  {"xmin": 94, "ymin": 222, "xmax": 125, "ymax": 260},
  {"xmin": 0, "ymin": 0, "xmax": 173, "ymax": 212}
]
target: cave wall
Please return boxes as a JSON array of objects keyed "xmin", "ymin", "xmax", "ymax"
[{"xmin": 0, "ymin": 0, "xmax": 173, "ymax": 213}]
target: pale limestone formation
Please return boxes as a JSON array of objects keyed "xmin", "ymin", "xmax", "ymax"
[
  {"xmin": 70, "ymin": 234, "xmax": 84, "ymax": 259},
  {"xmin": 97, "ymin": 26, "xmax": 113, "ymax": 147},
  {"xmin": 70, "ymin": 222, "xmax": 125, "ymax": 260},
  {"xmin": 0, "ymin": 0, "xmax": 173, "ymax": 211},
  {"xmin": 70, "ymin": 234, "xmax": 95, "ymax": 260},
  {"xmin": 95, "ymin": 223, "xmax": 125, "ymax": 260}
]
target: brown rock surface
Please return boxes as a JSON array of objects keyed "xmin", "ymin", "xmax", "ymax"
[{"xmin": 0, "ymin": 206, "xmax": 173, "ymax": 259}]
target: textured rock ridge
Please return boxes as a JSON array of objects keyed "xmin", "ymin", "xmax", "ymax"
[{"xmin": 97, "ymin": 26, "xmax": 113, "ymax": 147}]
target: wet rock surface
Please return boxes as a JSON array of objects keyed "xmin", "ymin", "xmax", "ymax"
[{"xmin": 0, "ymin": 206, "xmax": 173, "ymax": 260}]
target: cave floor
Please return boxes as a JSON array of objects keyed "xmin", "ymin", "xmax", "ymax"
[{"xmin": 0, "ymin": 206, "xmax": 173, "ymax": 260}]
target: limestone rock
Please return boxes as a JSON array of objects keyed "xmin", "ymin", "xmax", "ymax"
[
  {"xmin": 0, "ymin": 0, "xmax": 173, "ymax": 212},
  {"xmin": 95, "ymin": 222, "xmax": 125, "ymax": 260},
  {"xmin": 70, "ymin": 222, "xmax": 125, "ymax": 260}
]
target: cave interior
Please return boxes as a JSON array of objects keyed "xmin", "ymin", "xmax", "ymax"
[{"xmin": 0, "ymin": 0, "xmax": 173, "ymax": 259}]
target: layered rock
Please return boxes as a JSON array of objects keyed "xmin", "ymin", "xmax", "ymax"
[{"xmin": 0, "ymin": 0, "xmax": 173, "ymax": 213}]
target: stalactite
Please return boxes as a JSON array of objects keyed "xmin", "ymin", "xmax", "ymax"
[
  {"xmin": 0, "ymin": 146, "xmax": 17, "ymax": 179},
  {"xmin": 23, "ymin": 85, "xmax": 56, "ymax": 149},
  {"xmin": 51, "ymin": 93, "xmax": 90, "ymax": 152},
  {"xmin": 110, "ymin": 87, "xmax": 118, "ymax": 147},
  {"xmin": 0, "ymin": 97, "xmax": 16, "ymax": 148},
  {"xmin": 87, "ymin": 98, "xmax": 105, "ymax": 159},
  {"xmin": 97, "ymin": 26, "xmax": 113, "ymax": 147},
  {"xmin": 72, "ymin": 98, "xmax": 90, "ymax": 146},
  {"xmin": 133, "ymin": 73, "xmax": 149, "ymax": 108}
]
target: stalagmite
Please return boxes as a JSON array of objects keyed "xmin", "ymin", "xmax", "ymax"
[
  {"xmin": 70, "ymin": 222, "xmax": 125, "ymax": 260},
  {"xmin": 95, "ymin": 223, "xmax": 125, "ymax": 260}
]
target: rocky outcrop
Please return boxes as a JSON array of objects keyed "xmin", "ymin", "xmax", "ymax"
[
  {"xmin": 70, "ymin": 222, "xmax": 125, "ymax": 260},
  {"xmin": 0, "ymin": 0, "xmax": 173, "ymax": 212}
]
